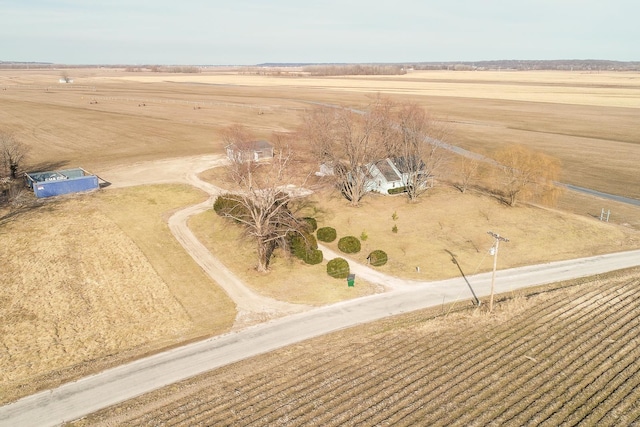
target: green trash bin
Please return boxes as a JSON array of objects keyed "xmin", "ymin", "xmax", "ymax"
[{"xmin": 347, "ymin": 273, "xmax": 355, "ymax": 287}]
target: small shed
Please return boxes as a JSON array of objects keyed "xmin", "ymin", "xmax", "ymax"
[
  {"xmin": 226, "ymin": 140, "xmax": 274, "ymax": 163},
  {"xmin": 25, "ymin": 168, "xmax": 99, "ymax": 198}
]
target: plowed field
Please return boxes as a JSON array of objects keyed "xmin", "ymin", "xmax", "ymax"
[{"xmin": 73, "ymin": 268, "xmax": 640, "ymax": 426}]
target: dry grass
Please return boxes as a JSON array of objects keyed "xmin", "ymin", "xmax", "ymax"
[
  {"xmin": 71, "ymin": 268, "xmax": 640, "ymax": 426},
  {"xmin": 556, "ymin": 189, "xmax": 640, "ymax": 230},
  {"xmin": 301, "ymin": 186, "xmax": 640, "ymax": 281},
  {"xmin": 0, "ymin": 185, "xmax": 235, "ymax": 404},
  {"xmin": 188, "ymin": 210, "xmax": 383, "ymax": 305}
]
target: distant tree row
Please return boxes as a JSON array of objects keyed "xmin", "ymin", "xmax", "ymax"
[
  {"xmin": 124, "ymin": 66, "xmax": 201, "ymax": 73},
  {"xmin": 303, "ymin": 64, "xmax": 407, "ymax": 76},
  {"xmin": 409, "ymin": 59, "xmax": 640, "ymax": 71}
]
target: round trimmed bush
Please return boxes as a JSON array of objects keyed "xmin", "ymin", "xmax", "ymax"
[
  {"xmin": 317, "ymin": 226, "xmax": 337, "ymax": 243},
  {"xmin": 368, "ymin": 250, "xmax": 388, "ymax": 267},
  {"xmin": 304, "ymin": 249, "xmax": 324, "ymax": 265},
  {"xmin": 338, "ymin": 236, "xmax": 361, "ymax": 254},
  {"xmin": 302, "ymin": 217, "xmax": 318, "ymax": 232},
  {"xmin": 289, "ymin": 231, "xmax": 318, "ymax": 260},
  {"xmin": 327, "ymin": 257, "xmax": 350, "ymax": 279}
]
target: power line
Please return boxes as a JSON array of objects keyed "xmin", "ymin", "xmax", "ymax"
[{"xmin": 487, "ymin": 231, "xmax": 509, "ymax": 313}]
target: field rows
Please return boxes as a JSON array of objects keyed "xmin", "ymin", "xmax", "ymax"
[{"xmin": 74, "ymin": 272, "xmax": 640, "ymax": 426}]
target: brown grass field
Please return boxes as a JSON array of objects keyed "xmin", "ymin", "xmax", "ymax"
[
  {"xmin": 71, "ymin": 267, "xmax": 640, "ymax": 426},
  {"xmin": 1, "ymin": 68, "xmax": 640, "ymax": 414}
]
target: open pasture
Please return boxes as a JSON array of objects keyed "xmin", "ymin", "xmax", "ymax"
[{"xmin": 72, "ymin": 268, "xmax": 640, "ymax": 426}]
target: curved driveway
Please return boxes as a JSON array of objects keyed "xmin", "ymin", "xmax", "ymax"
[{"xmin": 1, "ymin": 155, "xmax": 639, "ymax": 427}]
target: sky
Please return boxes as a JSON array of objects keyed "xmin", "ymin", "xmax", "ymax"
[{"xmin": 1, "ymin": 0, "xmax": 638, "ymax": 65}]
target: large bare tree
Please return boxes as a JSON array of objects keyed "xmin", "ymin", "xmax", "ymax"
[
  {"xmin": 300, "ymin": 99, "xmax": 448, "ymax": 204},
  {"xmin": 385, "ymin": 102, "xmax": 448, "ymax": 202},
  {"xmin": 0, "ymin": 131, "xmax": 28, "ymax": 179},
  {"xmin": 299, "ymin": 100, "xmax": 391, "ymax": 206},
  {"xmin": 453, "ymin": 155, "xmax": 482, "ymax": 194},
  {"xmin": 493, "ymin": 144, "xmax": 562, "ymax": 207},
  {"xmin": 215, "ymin": 128, "xmax": 311, "ymax": 272}
]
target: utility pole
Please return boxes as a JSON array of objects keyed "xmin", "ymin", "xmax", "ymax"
[{"xmin": 488, "ymin": 231, "xmax": 509, "ymax": 313}]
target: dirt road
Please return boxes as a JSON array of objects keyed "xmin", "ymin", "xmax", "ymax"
[{"xmin": 100, "ymin": 154, "xmax": 309, "ymax": 328}]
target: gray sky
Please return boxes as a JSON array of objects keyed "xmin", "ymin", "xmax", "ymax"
[{"xmin": 1, "ymin": 0, "xmax": 638, "ymax": 65}]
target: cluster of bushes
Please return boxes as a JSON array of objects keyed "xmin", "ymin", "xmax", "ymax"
[
  {"xmin": 214, "ymin": 195, "xmax": 323, "ymax": 265},
  {"xmin": 317, "ymin": 226, "xmax": 388, "ymax": 279},
  {"xmin": 213, "ymin": 195, "xmax": 389, "ymax": 279},
  {"xmin": 288, "ymin": 217, "xmax": 323, "ymax": 265}
]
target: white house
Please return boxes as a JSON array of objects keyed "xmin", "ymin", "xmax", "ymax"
[
  {"xmin": 317, "ymin": 157, "xmax": 431, "ymax": 195},
  {"xmin": 226, "ymin": 140, "xmax": 274, "ymax": 163},
  {"xmin": 366, "ymin": 158, "xmax": 405, "ymax": 194}
]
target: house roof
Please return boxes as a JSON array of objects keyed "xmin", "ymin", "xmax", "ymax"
[
  {"xmin": 227, "ymin": 140, "xmax": 273, "ymax": 151},
  {"xmin": 391, "ymin": 156, "xmax": 425, "ymax": 174},
  {"xmin": 375, "ymin": 159, "xmax": 402, "ymax": 182}
]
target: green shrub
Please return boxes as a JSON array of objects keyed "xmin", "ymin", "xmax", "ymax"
[
  {"xmin": 360, "ymin": 230, "xmax": 368, "ymax": 241},
  {"xmin": 289, "ymin": 231, "xmax": 318, "ymax": 261},
  {"xmin": 327, "ymin": 257, "xmax": 350, "ymax": 279},
  {"xmin": 368, "ymin": 250, "xmax": 388, "ymax": 267},
  {"xmin": 213, "ymin": 194, "xmax": 249, "ymax": 222},
  {"xmin": 392, "ymin": 224, "xmax": 398, "ymax": 233},
  {"xmin": 317, "ymin": 226, "xmax": 337, "ymax": 243},
  {"xmin": 302, "ymin": 217, "xmax": 318, "ymax": 232},
  {"xmin": 304, "ymin": 249, "xmax": 324, "ymax": 265},
  {"xmin": 388, "ymin": 186, "xmax": 407, "ymax": 195},
  {"xmin": 338, "ymin": 236, "xmax": 361, "ymax": 254}
]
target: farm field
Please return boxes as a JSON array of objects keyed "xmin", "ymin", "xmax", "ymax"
[
  {"xmin": 71, "ymin": 267, "xmax": 640, "ymax": 426},
  {"xmin": 1, "ymin": 68, "xmax": 639, "ymax": 200},
  {"xmin": 1, "ymin": 67, "xmax": 640, "ymax": 411},
  {"xmin": 0, "ymin": 185, "xmax": 236, "ymax": 404}
]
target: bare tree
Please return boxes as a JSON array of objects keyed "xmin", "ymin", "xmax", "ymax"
[
  {"xmin": 454, "ymin": 155, "xmax": 481, "ymax": 193},
  {"xmin": 0, "ymin": 131, "xmax": 28, "ymax": 179},
  {"xmin": 386, "ymin": 102, "xmax": 447, "ymax": 202},
  {"xmin": 60, "ymin": 71, "xmax": 72, "ymax": 83},
  {"xmin": 215, "ymin": 132, "xmax": 311, "ymax": 272},
  {"xmin": 299, "ymin": 101, "xmax": 389, "ymax": 206},
  {"xmin": 493, "ymin": 144, "xmax": 561, "ymax": 207}
]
